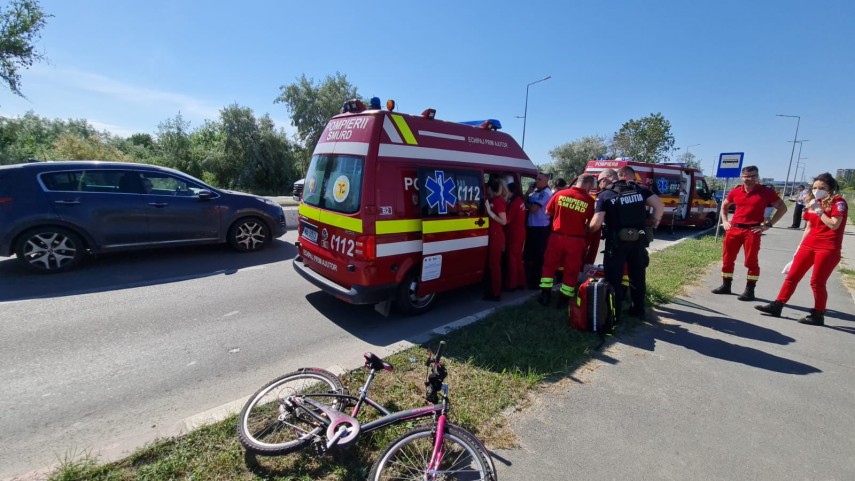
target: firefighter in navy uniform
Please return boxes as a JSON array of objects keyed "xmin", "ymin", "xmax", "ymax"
[{"xmin": 590, "ymin": 167, "xmax": 664, "ymax": 321}]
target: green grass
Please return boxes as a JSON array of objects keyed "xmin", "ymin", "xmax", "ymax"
[{"xmin": 47, "ymin": 235, "xmax": 722, "ymax": 481}]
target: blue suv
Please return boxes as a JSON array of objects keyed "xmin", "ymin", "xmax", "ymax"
[{"xmin": 0, "ymin": 161, "xmax": 287, "ymax": 273}]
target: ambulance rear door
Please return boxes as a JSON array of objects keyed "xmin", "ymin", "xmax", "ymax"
[{"xmin": 416, "ymin": 167, "xmax": 487, "ymax": 295}]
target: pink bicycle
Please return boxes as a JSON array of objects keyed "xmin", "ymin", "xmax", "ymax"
[{"xmin": 236, "ymin": 341, "xmax": 496, "ymax": 480}]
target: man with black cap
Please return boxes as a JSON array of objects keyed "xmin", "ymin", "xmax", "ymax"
[{"xmin": 590, "ymin": 167, "xmax": 664, "ymax": 320}]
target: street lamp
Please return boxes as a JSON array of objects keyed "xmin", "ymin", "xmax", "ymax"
[
  {"xmin": 684, "ymin": 143, "xmax": 700, "ymax": 165},
  {"xmin": 776, "ymin": 114, "xmax": 800, "ymax": 197},
  {"xmin": 795, "ymin": 158, "xmax": 807, "ymax": 185},
  {"xmin": 799, "ymin": 160, "xmax": 808, "ymax": 183},
  {"xmin": 786, "ymin": 139, "xmax": 810, "ymax": 195},
  {"xmin": 520, "ymin": 75, "xmax": 551, "ymax": 149}
]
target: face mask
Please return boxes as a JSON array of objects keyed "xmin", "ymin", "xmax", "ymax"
[{"xmin": 812, "ymin": 189, "xmax": 828, "ymax": 200}]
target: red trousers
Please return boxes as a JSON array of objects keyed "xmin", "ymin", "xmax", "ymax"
[
  {"xmin": 488, "ymin": 233, "xmax": 506, "ymax": 297},
  {"xmin": 540, "ymin": 234, "xmax": 586, "ymax": 297},
  {"xmin": 775, "ymin": 245, "xmax": 841, "ymax": 312},
  {"xmin": 505, "ymin": 234, "xmax": 526, "ymax": 290},
  {"xmin": 722, "ymin": 226, "xmax": 762, "ymax": 282}
]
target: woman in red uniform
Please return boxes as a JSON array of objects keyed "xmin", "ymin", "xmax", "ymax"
[
  {"xmin": 503, "ymin": 175, "xmax": 527, "ymax": 291},
  {"xmin": 483, "ymin": 179, "xmax": 508, "ymax": 301},
  {"xmin": 755, "ymin": 173, "xmax": 848, "ymax": 325}
]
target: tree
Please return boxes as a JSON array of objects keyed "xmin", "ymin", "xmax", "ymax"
[
  {"xmin": 155, "ymin": 113, "xmax": 193, "ymax": 173},
  {"xmin": 548, "ymin": 135, "xmax": 608, "ymax": 180},
  {"xmin": 50, "ymin": 132, "xmax": 131, "ymax": 161},
  {"xmin": 0, "ymin": 111, "xmax": 98, "ymax": 163},
  {"xmin": 611, "ymin": 113, "xmax": 675, "ymax": 163},
  {"xmin": 675, "ymin": 151, "xmax": 702, "ymax": 170},
  {"xmin": 0, "ymin": 0, "xmax": 50, "ymax": 98},
  {"xmin": 274, "ymin": 72, "xmax": 358, "ymax": 152}
]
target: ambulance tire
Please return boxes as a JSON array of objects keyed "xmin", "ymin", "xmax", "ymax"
[
  {"xmin": 395, "ymin": 272, "xmax": 436, "ymax": 315},
  {"xmin": 702, "ymin": 214, "xmax": 716, "ymax": 229}
]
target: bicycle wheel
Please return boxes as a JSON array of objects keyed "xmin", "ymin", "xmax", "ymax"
[
  {"xmin": 237, "ymin": 367, "xmax": 344, "ymax": 455},
  {"xmin": 369, "ymin": 423, "xmax": 495, "ymax": 481}
]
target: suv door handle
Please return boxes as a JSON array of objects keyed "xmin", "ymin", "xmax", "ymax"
[
  {"xmin": 147, "ymin": 202, "xmax": 169, "ymax": 208},
  {"xmin": 53, "ymin": 200, "xmax": 80, "ymax": 205}
]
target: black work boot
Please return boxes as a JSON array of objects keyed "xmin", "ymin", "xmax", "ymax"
[
  {"xmin": 556, "ymin": 294, "xmax": 570, "ymax": 310},
  {"xmin": 538, "ymin": 289, "xmax": 551, "ymax": 306},
  {"xmin": 711, "ymin": 279, "xmax": 732, "ymax": 295},
  {"xmin": 798, "ymin": 309, "xmax": 825, "ymax": 326},
  {"xmin": 737, "ymin": 284, "xmax": 756, "ymax": 301},
  {"xmin": 755, "ymin": 300, "xmax": 784, "ymax": 317}
]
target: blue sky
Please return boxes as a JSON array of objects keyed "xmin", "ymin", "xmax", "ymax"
[{"xmin": 2, "ymin": 0, "xmax": 853, "ymax": 184}]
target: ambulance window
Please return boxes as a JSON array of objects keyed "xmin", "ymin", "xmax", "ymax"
[
  {"xmin": 417, "ymin": 168, "xmax": 481, "ymax": 218},
  {"xmin": 302, "ymin": 154, "xmax": 364, "ymax": 214}
]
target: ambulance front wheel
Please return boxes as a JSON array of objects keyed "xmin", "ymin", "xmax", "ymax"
[
  {"xmin": 395, "ymin": 272, "xmax": 436, "ymax": 315},
  {"xmin": 702, "ymin": 214, "xmax": 716, "ymax": 229}
]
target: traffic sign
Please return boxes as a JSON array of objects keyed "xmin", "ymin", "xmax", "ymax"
[{"xmin": 717, "ymin": 152, "xmax": 744, "ymax": 178}]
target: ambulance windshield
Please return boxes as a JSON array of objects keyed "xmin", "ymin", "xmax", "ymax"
[{"xmin": 302, "ymin": 154, "xmax": 364, "ymax": 214}]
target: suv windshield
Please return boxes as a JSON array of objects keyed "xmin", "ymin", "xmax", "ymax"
[{"xmin": 302, "ymin": 154, "xmax": 364, "ymax": 214}]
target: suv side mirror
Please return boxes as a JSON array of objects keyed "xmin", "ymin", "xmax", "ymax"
[{"xmin": 198, "ymin": 189, "xmax": 214, "ymax": 200}]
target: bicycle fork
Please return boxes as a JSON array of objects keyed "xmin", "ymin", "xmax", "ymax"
[{"xmin": 425, "ymin": 385, "xmax": 449, "ymax": 480}]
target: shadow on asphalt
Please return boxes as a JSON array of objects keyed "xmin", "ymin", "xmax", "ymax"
[
  {"xmin": 0, "ymin": 238, "xmax": 295, "ymax": 302},
  {"xmin": 619, "ymin": 307, "xmax": 822, "ymax": 376},
  {"xmin": 656, "ymin": 301, "xmax": 796, "ymax": 345},
  {"xmin": 622, "ymin": 312, "xmax": 821, "ymax": 376}
]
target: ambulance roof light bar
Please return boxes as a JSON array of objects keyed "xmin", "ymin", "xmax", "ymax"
[
  {"xmin": 421, "ymin": 108, "xmax": 436, "ymax": 120},
  {"xmin": 458, "ymin": 119, "xmax": 502, "ymax": 130},
  {"xmin": 386, "ymin": 99, "xmax": 395, "ymax": 111},
  {"xmin": 341, "ymin": 99, "xmax": 366, "ymax": 113}
]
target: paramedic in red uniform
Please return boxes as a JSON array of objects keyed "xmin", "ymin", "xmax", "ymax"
[
  {"xmin": 503, "ymin": 175, "xmax": 527, "ymax": 291},
  {"xmin": 538, "ymin": 174, "xmax": 597, "ymax": 308},
  {"xmin": 483, "ymin": 179, "xmax": 508, "ymax": 301},
  {"xmin": 755, "ymin": 173, "xmax": 847, "ymax": 325},
  {"xmin": 712, "ymin": 165, "xmax": 787, "ymax": 301}
]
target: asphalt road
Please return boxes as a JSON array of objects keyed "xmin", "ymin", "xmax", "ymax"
[{"xmin": 0, "ymin": 218, "xmax": 702, "ymax": 480}]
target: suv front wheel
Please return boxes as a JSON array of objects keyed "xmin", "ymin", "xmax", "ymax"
[
  {"xmin": 15, "ymin": 227, "xmax": 86, "ymax": 273},
  {"xmin": 228, "ymin": 217, "xmax": 269, "ymax": 252}
]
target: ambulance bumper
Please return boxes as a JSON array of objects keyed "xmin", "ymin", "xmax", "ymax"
[{"xmin": 293, "ymin": 256, "xmax": 397, "ymax": 305}]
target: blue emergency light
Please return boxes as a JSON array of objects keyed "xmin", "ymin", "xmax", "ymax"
[{"xmin": 459, "ymin": 119, "xmax": 502, "ymax": 130}]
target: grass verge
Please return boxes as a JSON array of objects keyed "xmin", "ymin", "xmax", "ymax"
[{"xmin": 47, "ymin": 235, "xmax": 722, "ymax": 481}]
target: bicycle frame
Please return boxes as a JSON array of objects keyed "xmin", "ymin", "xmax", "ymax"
[{"xmin": 288, "ymin": 364, "xmax": 448, "ymax": 450}]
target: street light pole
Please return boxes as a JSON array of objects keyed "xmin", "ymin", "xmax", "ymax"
[
  {"xmin": 521, "ymin": 75, "xmax": 551, "ymax": 150},
  {"xmin": 786, "ymin": 139, "xmax": 809, "ymax": 195},
  {"xmin": 776, "ymin": 114, "xmax": 800, "ymax": 196},
  {"xmin": 685, "ymin": 143, "xmax": 700, "ymax": 165}
]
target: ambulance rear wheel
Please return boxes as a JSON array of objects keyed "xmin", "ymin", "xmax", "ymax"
[
  {"xmin": 395, "ymin": 272, "xmax": 435, "ymax": 315},
  {"xmin": 702, "ymin": 214, "xmax": 715, "ymax": 229}
]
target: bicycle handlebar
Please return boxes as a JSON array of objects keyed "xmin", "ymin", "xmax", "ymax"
[{"xmin": 434, "ymin": 341, "xmax": 445, "ymax": 365}]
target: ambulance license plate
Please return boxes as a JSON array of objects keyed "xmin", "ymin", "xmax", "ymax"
[{"xmin": 301, "ymin": 222, "xmax": 318, "ymax": 244}]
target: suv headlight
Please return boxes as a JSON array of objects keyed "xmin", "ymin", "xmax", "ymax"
[{"xmin": 256, "ymin": 197, "xmax": 278, "ymax": 207}]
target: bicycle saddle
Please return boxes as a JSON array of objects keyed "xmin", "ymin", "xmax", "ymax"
[{"xmin": 363, "ymin": 352, "xmax": 394, "ymax": 371}]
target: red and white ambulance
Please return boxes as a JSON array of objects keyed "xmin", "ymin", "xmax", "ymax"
[
  {"xmin": 583, "ymin": 158, "xmax": 718, "ymax": 229},
  {"xmin": 293, "ymin": 99, "xmax": 538, "ymax": 315}
]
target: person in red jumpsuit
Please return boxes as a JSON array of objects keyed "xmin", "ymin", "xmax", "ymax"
[
  {"xmin": 503, "ymin": 175, "xmax": 527, "ymax": 291},
  {"xmin": 483, "ymin": 179, "xmax": 508, "ymax": 301},
  {"xmin": 712, "ymin": 165, "xmax": 787, "ymax": 301},
  {"xmin": 538, "ymin": 174, "xmax": 596, "ymax": 308},
  {"xmin": 755, "ymin": 173, "xmax": 847, "ymax": 325}
]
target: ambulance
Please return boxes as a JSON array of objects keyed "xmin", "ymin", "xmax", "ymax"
[
  {"xmin": 583, "ymin": 158, "xmax": 718, "ymax": 229},
  {"xmin": 293, "ymin": 98, "xmax": 538, "ymax": 315}
]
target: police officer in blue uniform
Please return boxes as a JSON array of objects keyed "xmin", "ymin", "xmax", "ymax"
[{"xmin": 589, "ymin": 166, "xmax": 664, "ymax": 321}]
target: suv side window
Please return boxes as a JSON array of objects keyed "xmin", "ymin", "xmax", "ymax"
[
  {"xmin": 40, "ymin": 170, "xmax": 86, "ymax": 192},
  {"xmin": 140, "ymin": 172, "xmax": 201, "ymax": 196}
]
